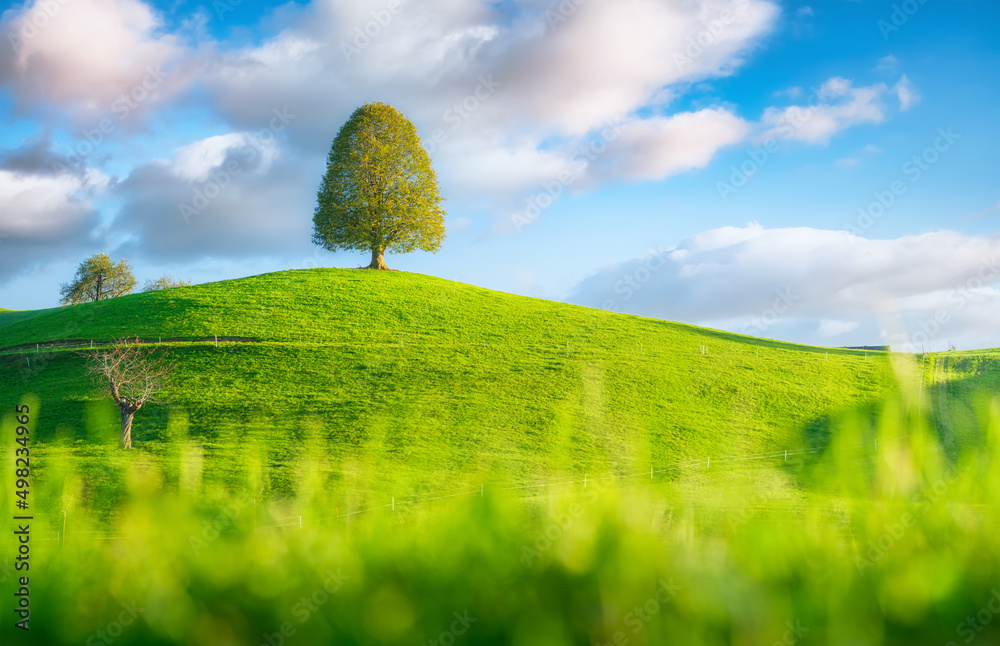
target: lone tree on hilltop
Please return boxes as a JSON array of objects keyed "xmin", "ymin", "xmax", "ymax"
[
  {"xmin": 60, "ymin": 253, "xmax": 137, "ymax": 305},
  {"xmin": 85, "ymin": 338, "xmax": 174, "ymax": 449},
  {"xmin": 313, "ymin": 102, "xmax": 446, "ymax": 270}
]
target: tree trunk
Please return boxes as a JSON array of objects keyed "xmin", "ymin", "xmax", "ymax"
[
  {"xmin": 367, "ymin": 247, "xmax": 389, "ymax": 270},
  {"xmin": 120, "ymin": 407, "xmax": 134, "ymax": 449}
]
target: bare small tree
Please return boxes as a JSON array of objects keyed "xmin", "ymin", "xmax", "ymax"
[{"xmin": 85, "ymin": 338, "xmax": 174, "ymax": 449}]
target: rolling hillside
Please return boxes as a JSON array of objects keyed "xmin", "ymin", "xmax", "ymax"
[
  {"xmin": 3, "ymin": 270, "xmax": 1000, "ymax": 646},
  {"xmin": 0, "ymin": 305, "xmax": 54, "ymax": 329},
  {"xmin": 0, "ymin": 269, "xmax": 904, "ymax": 496}
]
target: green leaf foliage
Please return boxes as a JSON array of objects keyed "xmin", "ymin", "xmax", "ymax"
[
  {"xmin": 59, "ymin": 253, "xmax": 137, "ymax": 305},
  {"xmin": 143, "ymin": 275, "xmax": 192, "ymax": 292},
  {"xmin": 313, "ymin": 102, "xmax": 446, "ymax": 266}
]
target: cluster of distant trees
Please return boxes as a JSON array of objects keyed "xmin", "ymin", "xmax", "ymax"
[{"xmin": 59, "ymin": 253, "xmax": 191, "ymax": 306}]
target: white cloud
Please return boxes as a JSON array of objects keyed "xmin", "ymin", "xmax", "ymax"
[
  {"xmin": 569, "ymin": 225, "xmax": 1000, "ymax": 351},
  {"xmin": 593, "ymin": 109, "xmax": 751, "ymax": 182},
  {"xmin": 820, "ymin": 77, "xmax": 853, "ymax": 97},
  {"xmin": 0, "ymin": 141, "xmax": 109, "ymax": 283},
  {"xmin": 894, "ymin": 74, "xmax": 920, "ymax": 111},
  {"xmin": 0, "ymin": 0, "xmax": 188, "ymax": 125},
  {"xmin": 171, "ymin": 133, "xmax": 279, "ymax": 182},
  {"xmin": 0, "ymin": 168, "xmax": 106, "ymax": 239},
  {"xmin": 489, "ymin": 0, "xmax": 777, "ymax": 136},
  {"xmin": 112, "ymin": 129, "xmax": 313, "ymax": 262},
  {"xmin": 436, "ymin": 133, "xmax": 579, "ymax": 197},
  {"xmin": 759, "ymin": 77, "xmax": 898, "ymax": 144},
  {"xmin": 242, "ymin": 34, "xmax": 322, "ymax": 69}
]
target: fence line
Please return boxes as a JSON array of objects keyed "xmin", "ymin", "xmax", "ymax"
[{"xmin": 1, "ymin": 334, "xmax": 885, "ymax": 361}]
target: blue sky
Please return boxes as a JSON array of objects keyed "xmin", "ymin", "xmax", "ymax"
[{"xmin": 0, "ymin": 0, "xmax": 998, "ymax": 351}]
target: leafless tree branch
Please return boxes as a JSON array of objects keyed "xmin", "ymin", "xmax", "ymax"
[{"xmin": 82, "ymin": 338, "xmax": 175, "ymax": 448}]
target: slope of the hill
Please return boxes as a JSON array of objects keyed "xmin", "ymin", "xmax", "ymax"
[
  {"xmin": 0, "ymin": 269, "xmax": 899, "ymax": 494},
  {"xmin": 0, "ymin": 306, "xmax": 54, "ymax": 329}
]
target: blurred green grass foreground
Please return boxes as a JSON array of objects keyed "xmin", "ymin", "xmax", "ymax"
[{"xmin": 3, "ymin": 399, "xmax": 1000, "ymax": 645}]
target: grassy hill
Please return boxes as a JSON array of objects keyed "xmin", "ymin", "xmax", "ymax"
[
  {"xmin": 0, "ymin": 305, "xmax": 54, "ymax": 328},
  {"xmin": 6, "ymin": 270, "xmax": 1000, "ymax": 646},
  {"xmin": 0, "ymin": 269, "xmax": 903, "ymax": 499}
]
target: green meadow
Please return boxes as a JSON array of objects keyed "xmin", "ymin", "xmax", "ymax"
[
  {"xmin": 1, "ymin": 269, "xmax": 999, "ymax": 645},
  {"xmin": 0, "ymin": 269, "xmax": 899, "ymax": 492}
]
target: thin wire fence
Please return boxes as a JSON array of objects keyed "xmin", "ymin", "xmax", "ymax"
[{"xmin": 1, "ymin": 334, "xmax": 884, "ymax": 361}]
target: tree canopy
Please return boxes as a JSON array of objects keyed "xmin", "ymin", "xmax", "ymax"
[
  {"xmin": 60, "ymin": 253, "xmax": 137, "ymax": 305},
  {"xmin": 143, "ymin": 275, "xmax": 192, "ymax": 292},
  {"xmin": 312, "ymin": 102, "xmax": 446, "ymax": 270}
]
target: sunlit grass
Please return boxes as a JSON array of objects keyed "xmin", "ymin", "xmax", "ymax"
[
  {"xmin": 2, "ymin": 398, "xmax": 1000, "ymax": 645},
  {"xmin": 3, "ymin": 269, "xmax": 998, "ymax": 644},
  {"xmin": 1, "ymin": 269, "xmax": 900, "ymax": 498}
]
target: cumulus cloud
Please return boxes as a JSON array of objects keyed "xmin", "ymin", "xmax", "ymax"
[
  {"xmin": 437, "ymin": 132, "xmax": 579, "ymax": 198},
  {"xmin": 171, "ymin": 133, "xmax": 280, "ymax": 183},
  {"xmin": 489, "ymin": 0, "xmax": 777, "ymax": 136},
  {"xmin": 0, "ymin": 0, "xmax": 188, "ymax": 126},
  {"xmin": 0, "ymin": 169, "xmax": 105, "ymax": 238},
  {"xmin": 759, "ymin": 76, "xmax": 901, "ymax": 144},
  {"xmin": 593, "ymin": 109, "xmax": 751, "ymax": 182},
  {"xmin": 113, "ymin": 128, "xmax": 316, "ymax": 261},
  {"xmin": 569, "ymin": 224, "xmax": 1000, "ymax": 351},
  {"xmin": 0, "ymin": 136, "xmax": 108, "ymax": 282}
]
